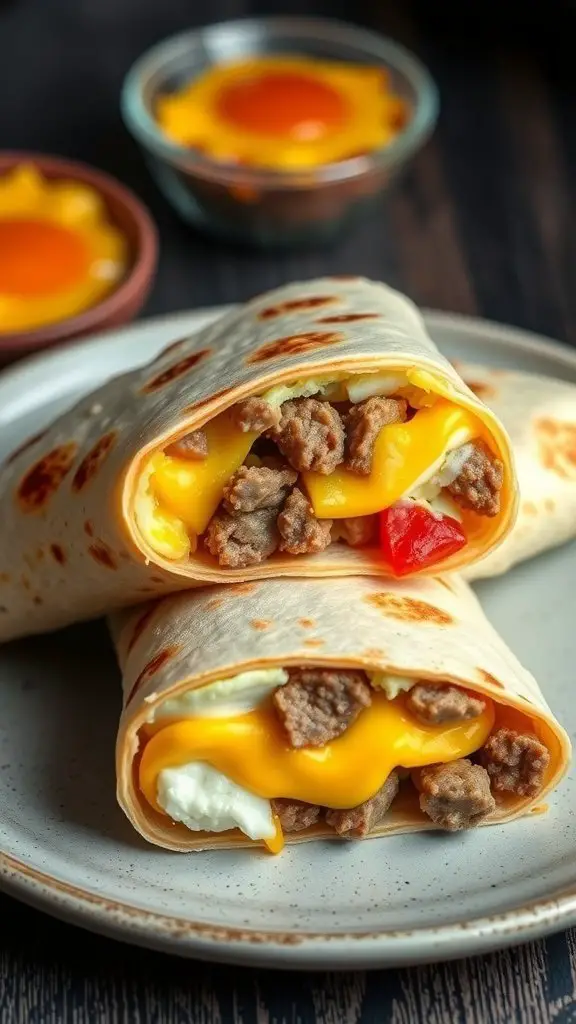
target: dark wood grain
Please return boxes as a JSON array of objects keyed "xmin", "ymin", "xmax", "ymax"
[{"xmin": 1, "ymin": 0, "xmax": 576, "ymax": 1020}]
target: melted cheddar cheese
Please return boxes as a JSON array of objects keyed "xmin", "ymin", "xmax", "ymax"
[
  {"xmin": 303, "ymin": 400, "xmax": 477, "ymax": 519},
  {"xmin": 133, "ymin": 376, "xmax": 489, "ymax": 563},
  {"xmin": 139, "ymin": 694, "xmax": 495, "ymax": 826}
]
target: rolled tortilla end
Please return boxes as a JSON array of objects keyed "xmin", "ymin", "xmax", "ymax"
[{"xmin": 111, "ymin": 574, "xmax": 570, "ymax": 853}]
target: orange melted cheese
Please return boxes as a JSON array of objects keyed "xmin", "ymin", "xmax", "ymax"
[
  {"xmin": 303, "ymin": 400, "xmax": 479, "ymax": 519},
  {"xmin": 138, "ymin": 694, "xmax": 495, "ymax": 850}
]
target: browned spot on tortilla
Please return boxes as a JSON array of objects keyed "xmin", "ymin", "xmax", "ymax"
[
  {"xmin": 464, "ymin": 380, "xmax": 496, "ymax": 400},
  {"xmin": 142, "ymin": 349, "xmax": 211, "ymax": 393},
  {"xmin": 127, "ymin": 602, "xmax": 161, "ymax": 653},
  {"xmin": 5, "ymin": 429, "xmax": 49, "ymax": 466},
  {"xmin": 363, "ymin": 647, "xmax": 385, "ymax": 659},
  {"xmin": 477, "ymin": 669, "xmax": 504, "ymax": 689},
  {"xmin": 0, "ymin": 572, "xmax": 10, "ymax": 583},
  {"xmin": 247, "ymin": 332, "xmax": 344, "ymax": 364},
  {"xmin": 88, "ymin": 543, "xmax": 117, "ymax": 570},
  {"xmin": 365, "ymin": 593, "xmax": 453, "ymax": 625},
  {"xmin": 535, "ymin": 417, "xmax": 576, "ymax": 480},
  {"xmin": 184, "ymin": 386, "xmax": 234, "ymax": 413},
  {"xmin": 544, "ymin": 499, "xmax": 555, "ymax": 513},
  {"xmin": 303, "ymin": 638, "xmax": 325, "ymax": 648},
  {"xmin": 258, "ymin": 296, "xmax": 337, "ymax": 320},
  {"xmin": 21, "ymin": 574, "xmax": 31, "ymax": 591},
  {"xmin": 298, "ymin": 618, "xmax": 316, "ymax": 629},
  {"xmin": 49, "ymin": 543, "xmax": 66, "ymax": 566},
  {"xmin": 523, "ymin": 501, "xmax": 538, "ymax": 516},
  {"xmin": 84, "ymin": 520, "xmax": 94, "ymax": 537},
  {"xmin": 251, "ymin": 619, "xmax": 272, "ymax": 631},
  {"xmin": 35, "ymin": 548, "xmax": 44, "ymax": 562},
  {"xmin": 206, "ymin": 598, "xmax": 224, "ymax": 611},
  {"xmin": 72, "ymin": 432, "xmax": 117, "ymax": 491},
  {"xmin": 150, "ymin": 575, "xmax": 164, "ymax": 584},
  {"xmin": 231, "ymin": 583, "xmax": 258, "ymax": 596},
  {"xmin": 33, "ymin": 596, "xmax": 43, "ymax": 606},
  {"xmin": 126, "ymin": 645, "xmax": 181, "ymax": 705},
  {"xmin": 17, "ymin": 443, "xmax": 78, "ymax": 511},
  {"xmin": 317, "ymin": 313, "xmax": 380, "ymax": 323}
]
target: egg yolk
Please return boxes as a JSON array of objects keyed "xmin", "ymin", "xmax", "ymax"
[
  {"xmin": 216, "ymin": 71, "xmax": 347, "ymax": 140},
  {"xmin": 0, "ymin": 163, "xmax": 128, "ymax": 334},
  {"xmin": 0, "ymin": 219, "xmax": 89, "ymax": 296}
]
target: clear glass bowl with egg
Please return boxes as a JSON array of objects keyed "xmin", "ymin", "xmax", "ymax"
[{"xmin": 121, "ymin": 17, "xmax": 439, "ymax": 247}]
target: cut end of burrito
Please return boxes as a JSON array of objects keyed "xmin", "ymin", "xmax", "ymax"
[
  {"xmin": 123, "ymin": 662, "xmax": 561, "ymax": 855},
  {"xmin": 127, "ymin": 361, "xmax": 516, "ymax": 581},
  {"xmin": 114, "ymin": 576, "xmax": 569, "ymax": 856}
]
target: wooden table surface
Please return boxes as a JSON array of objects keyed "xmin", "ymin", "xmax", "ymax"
[{"xmin": 1, "ymin": 0, "xmax": 576, "ymax": 1021}]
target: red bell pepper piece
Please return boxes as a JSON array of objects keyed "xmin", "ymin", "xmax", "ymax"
[{"xmin": 380, "ymin": 501, "xmax": 467, "ymax": 576}]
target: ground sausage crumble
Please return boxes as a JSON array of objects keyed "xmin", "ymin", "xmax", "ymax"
[
  {"xmin": 417, "ymin": 759, "xmax": 496, "ymax": 830},
  {"xmin": 406, "ymin": 684, "xmax": 486, "ymax": 724},
  {"xmin": 480, "ymin": 728, "xmax": 550, "ymax": 797},
  {"xmin": 446, "ymin": 439, "xmax": 504, "ymax": 517},
  {"xmin": 273, "ymin": 668, "xmax": 372, "ymax": 748}
]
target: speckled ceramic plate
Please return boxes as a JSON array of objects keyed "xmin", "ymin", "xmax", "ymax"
[{"xmin": 0, "ymin": 307, "xmax": 575, "ymax": 970}]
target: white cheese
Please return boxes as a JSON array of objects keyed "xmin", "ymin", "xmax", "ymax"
[
  {"xmin": 150, "ymin": 668, "xmax": 289, "ymax": 722},
  {"xmin": 157, "ymin": 762, "xmax": 275, "ymax": 841},
  {"xmin": 369, "ymin": 672, "xmax": 416, "ymax": 700}
]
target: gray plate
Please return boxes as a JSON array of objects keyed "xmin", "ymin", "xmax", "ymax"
[{"xmin": 0, "ymin": 308, "xmax": 575, "ymax": 970}]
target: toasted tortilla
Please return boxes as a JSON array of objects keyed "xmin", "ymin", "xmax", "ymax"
[
  {"xmin": 0, "ymin": 278, "xmax": 516, "ymax": 643},
  {"xmin": 111, "ymin": 574, "xmax": 570, "ymax": 852},
  {"xmin": 456, "ymin": 363, "xmax": 576, "ymax": 580}
]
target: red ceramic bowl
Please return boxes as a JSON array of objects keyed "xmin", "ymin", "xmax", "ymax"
[{"xmin": 0, "ymin": 152, "xmax": 158, "ymax": 364}]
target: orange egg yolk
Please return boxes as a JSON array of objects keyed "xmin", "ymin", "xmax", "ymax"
[
  {"xmin": 0, "ymin": 218, "xmax": 90, "ymax": 297},
  {"xmin": 216, "ymin": 71, "xmax": 347, "ymax": 140}
]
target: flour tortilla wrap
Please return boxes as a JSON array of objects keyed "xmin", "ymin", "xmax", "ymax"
[
  {"xmin": 0, "ymin": 278, "xmax": 516, "ymax": 643},
  {"xmin": 111, "ymin": 575, "xmax": 570, "ymax": 852},
  {"xmin": 455, "ymin": 363, "xmax": 576, "ymax": 581}
]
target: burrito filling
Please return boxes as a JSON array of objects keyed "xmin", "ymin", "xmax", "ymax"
[
  {"xmin": 137, "ymin": 667, "xmax": 550, "ymax": 854},
  {"xmin": 134, "ymin": 369, "xmax": 505, "ymax": 575}
]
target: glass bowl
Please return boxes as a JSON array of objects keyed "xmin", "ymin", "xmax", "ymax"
[{"xmin": 121, "ymin": 16, "xmax": 439, "ymax": 248}]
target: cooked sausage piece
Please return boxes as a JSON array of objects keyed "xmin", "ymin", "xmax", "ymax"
[
  {"xmin": 204, "ymin": 506, "xmax": 279, "ymax": 568},
  {"xmin": 417, "ymin": 759, "xmax": 496, "ymax": 830},
  {"xmin": 325, "ymin": 773, "xmax": 400, "ymax": 837},
  {"xmin": 223, "ymin": 463, "xmax": 297, "ymax": 513},
  {"xmin": 277, "ymin": 486, "xmax": 333, "ymax": 556},
  {"xmin": 230, "ymin": 397, "xmax": 281, "ymax": 434},
  {"xmin": 332, "ymin": 515, "xmax": 378, "ymax": 548},
  {"xmin": 446, "ymin": 439, "xmax": 504, "ymax": 517},
  {"xmin": 344, "ymin": 397, "xmax": 408, "ymax": 475},
  {"xmin": 271, "ymin": 398, "xmax": 345, "ymax": 474},
  {"xmin": 406, "ymin": 684, "xmax": 486, "ymax": 724},
  {"xmin": 273, "ymin": 668, "xmax": 372, "ymax": 748},
  {"xmin": 165, "ymin": 429, "xmax": 208, "ymax": 460},
  {"xmin": 272, "ymin": 799, "xmax": 322, "ymax": 833},
  {"xmin": 480, "ymin": 728, "xmax": 550, "ymax": 797}
]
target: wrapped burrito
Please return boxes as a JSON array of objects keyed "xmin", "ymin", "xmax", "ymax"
[
  {"xmin": 111, "ymin": 576, "xmax": 570, "ymax": 854},
  {"xmin": 456, "ymin": 362, "xmax": 576, "ymax": 581},
  {"xmin": 0, "ymin": 278, "xmax": 516, "ymax": 642}
]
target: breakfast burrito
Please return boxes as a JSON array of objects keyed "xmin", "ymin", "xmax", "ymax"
[
  {"xmin": 111, "ymin": 575, "xmax": 570, "ymax": 854},
  {"xmin": 456, "ymin": 362, "xmax": 576, "ymax": 581},
  {"xmin": 0, "ymin": 277, "xmax": 516, "ymax": 642}
]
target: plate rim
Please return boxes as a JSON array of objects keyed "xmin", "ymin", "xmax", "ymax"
[{"xmin": 2, "ymin": 303, "xmax": 576, "ymax": 969}]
